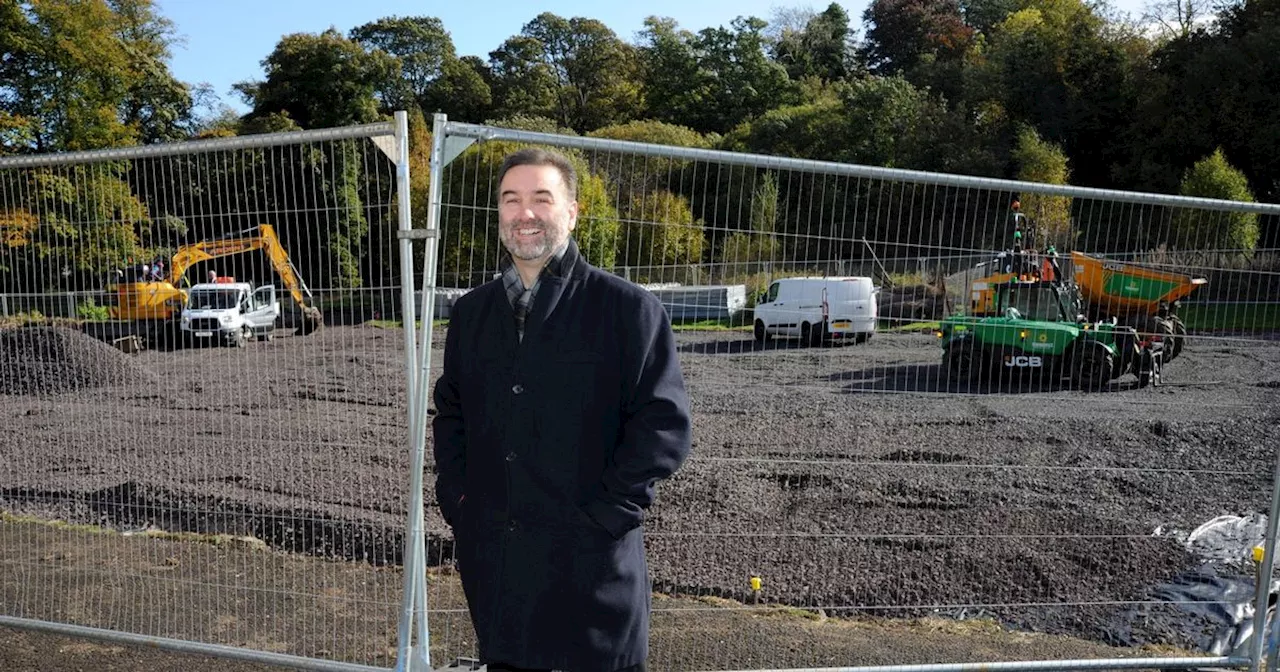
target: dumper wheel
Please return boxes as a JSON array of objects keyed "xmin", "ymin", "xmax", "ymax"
[
  {"xmin": 1137, "ymin": 349, "xmax": 1161, "ymax": 388},
  {"xmin": 1071, "ymin": 340, "xmax": 1114, "ymax": 391},
  {"xmin": 1168, "ymin": 317, "xmax": 1187, "ymax": 361}
]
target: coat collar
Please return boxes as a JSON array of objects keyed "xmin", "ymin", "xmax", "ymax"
[{"xmin": 498, "ymin": 237, "xmax": 589, "ymax": 345}]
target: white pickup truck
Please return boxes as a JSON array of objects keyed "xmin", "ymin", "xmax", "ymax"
[{"xmin": 179, "ymin": 281, "xmax": 281, "ymax": 347}]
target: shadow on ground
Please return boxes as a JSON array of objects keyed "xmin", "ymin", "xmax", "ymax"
[
  {"xmin": 678, "ymin": 338, "xmax": 863, "ymax": 355},
  {"xmin": 826, "ymin": 364, "xmax": 1134, "ymax": 394}
]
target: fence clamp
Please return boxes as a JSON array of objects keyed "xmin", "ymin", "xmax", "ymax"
[{"xmin": 397, "ymin": 229, "xmax": 437, "ymax": 240}]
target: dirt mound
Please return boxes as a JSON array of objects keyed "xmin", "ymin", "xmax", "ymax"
[
  {"xmin": 879, "ymin": 283, "xmax": 953, "ymax": 321},
  {"xmin": 0, "ymin": 326, "xmax": 154, "ymax": 396}
]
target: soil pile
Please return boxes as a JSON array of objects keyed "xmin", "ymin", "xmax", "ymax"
[
  {"xmin": 879, "ymin": 283, "xmax": 953, "ymax": 321},
  {"xmin": 0, "ymin": 326, "xmax": 154, "ymax": 396}
]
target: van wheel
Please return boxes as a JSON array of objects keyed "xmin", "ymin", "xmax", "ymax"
[
  {"xmin": 802, "ymin": 322, "xmax": 825, "ymax": 347},
  {"xmin": 754, "ymin": 319, "xmax": 771, "ymax": 344}
]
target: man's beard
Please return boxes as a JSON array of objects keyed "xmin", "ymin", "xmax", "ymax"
[{"xmin": 500, "ymin": 216, "xmax": 566, "ymax": 261}]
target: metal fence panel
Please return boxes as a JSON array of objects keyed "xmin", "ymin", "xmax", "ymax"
[
  {"xmin": 0, "ymin": 116, "xmax": 422, "ymax": 670},
  {"xmin": 420, "ymin": 115, "xmax": 1280, "ymax": 672}
]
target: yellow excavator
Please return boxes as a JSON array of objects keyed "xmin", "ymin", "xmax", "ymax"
[{"xmin": 109, "ymin": 224, "xmax": 323, "ymax": 338}]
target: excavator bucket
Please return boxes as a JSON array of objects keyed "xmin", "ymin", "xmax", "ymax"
[{"xmin": 296, "ymin": 306, "xmax": 324, "ymax": 336}]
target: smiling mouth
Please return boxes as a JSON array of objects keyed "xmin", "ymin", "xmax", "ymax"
[{"xmin": 515, "ymin": 228, "xmax": 542, "ymax": 237}]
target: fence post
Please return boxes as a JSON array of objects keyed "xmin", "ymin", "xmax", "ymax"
[{"xmin": 1249, "ymin": 446, "xmax": 1280, "ymax": 672}]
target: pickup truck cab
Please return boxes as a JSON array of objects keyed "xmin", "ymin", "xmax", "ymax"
[{"xmin": 180, "ymin": 280, "xmax": 280, "ymax": 347}]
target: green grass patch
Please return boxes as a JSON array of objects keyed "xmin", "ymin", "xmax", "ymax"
[
  {"xmin": 1178, "ymin": 303, "xmax": 1280, "ymax": 331},
  {"xmin": 365, "ymin": 319, "xmax": 448, "ymax": 329},
  {"xmin": 670, "ymin": 318, "xmax": 752, "ymax": 332},
  {"xmin": 881, "ymin": 320, "xmax": 941, "ymax": 333}
]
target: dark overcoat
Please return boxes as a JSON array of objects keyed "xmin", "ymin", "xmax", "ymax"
[{"xmin": 431, "ymin": 238, "xmax": 693, "ymax": 671}]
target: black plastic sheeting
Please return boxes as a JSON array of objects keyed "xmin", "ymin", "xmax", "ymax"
[{"xmin": 1109, "ymin": 513, "xmax": 1279, "ymax": 655}]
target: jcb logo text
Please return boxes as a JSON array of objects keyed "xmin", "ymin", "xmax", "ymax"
[{"xmin": 1003, "ymin": 355, "xmax": 1043, "ymax": 368}]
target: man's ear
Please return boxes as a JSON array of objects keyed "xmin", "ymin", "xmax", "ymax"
[{"xmin": 567, "ymin": 200, "xmax": 579, "ymax": 231}]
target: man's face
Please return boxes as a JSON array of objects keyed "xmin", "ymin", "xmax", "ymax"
[{"xmin": 498, "ymin": 164, "xmax": 578, "ymax": 262}]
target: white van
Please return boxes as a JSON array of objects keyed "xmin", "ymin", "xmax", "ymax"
[
  {"xmin": 753, "ymin": 277, "xmax": 878, "ymax": 345},
  {"xmin": 180, "ymin": 281, "xmax": 281, "ymax": 347}
]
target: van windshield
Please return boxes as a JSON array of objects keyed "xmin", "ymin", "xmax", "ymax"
[{"xmin": 188, "ymin": 289, "xmax": 240, "ymax": 310}]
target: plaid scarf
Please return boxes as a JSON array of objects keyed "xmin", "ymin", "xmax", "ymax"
[{"xmin": 501, "ymin": 240, "xmax": 574, "ymax": 342}]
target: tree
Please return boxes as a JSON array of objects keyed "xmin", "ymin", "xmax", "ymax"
[
  {"xmin": 488, "ymin": 13, "xmax": 642, "ymax": 132},
  {"xmin": 718, "ymin": 171, "xmax": 781, "ymax": 266},
  {"xmin": 349, "ymin": 16, "xmax": 453, "ymax": 110},
  {"xmin": 1172, "ymin": 148, "xmax": 1259, "ymax": 252},
  {"xmin": 111, "ymin": 0, "xmax": 196, "ymax": 144},
  {"xmin": 0, "ymin": 0, "xmax": 194, "ymax": 153},
  {"xmin": 771, "ymin": 3, "xmax": 857, "ymax": 82},
  {"xmin": 487, "ymin": 36, "xmax": 559, "ymax": 122},
  {"xmin": 620, "ymin": 190, "xmax": 705, "ymax": 273},
  {"xmin": 979, "ymin": 0, "xmax": 1145, "ymax": 190},
  {"xmin": 1011, "ymin": 125, "xmax": 1073, "ymax": 249},
  {"xmin": 422, "ymin": 56, "xmax": 493, "ymax": 121},
  {"xmin": 861, "ymin": 0, "xmax": 975, "ymax": 76},
  {"xmin": 959, "ymin": 0, "xmax": 1019, "ymax": 36},
  {"xmin": 635, "ymin": 17, "xmax": 706, "ymax": 128},
  {"xmin": 348, "ymin": 15, "xmax": 492, "ymax": 120},
  {"xmin": 638, "ymin": 16, "xmax": 797, "ymax": 135},
  {"xmin": 1142, "ymin": 0, "xmax": 1214, "ymax": 41},
  {"xmin": 693, "ymin": 17, "xmax": 798, "ymax": 134},
  {"xmin": 235, "ymin": 29, "xmax": 397, "ymax": 130},
  {"xmin": 0, "ymin": 165, "xmax": 150, "ymax": 291},
  {"xmin": 586, "ymin": 120, "xmax": 713, "ymax": 194}
]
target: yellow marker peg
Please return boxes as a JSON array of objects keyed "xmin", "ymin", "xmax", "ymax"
[
  {"xmin": 1254, "ymin": 546, "xmax": 1266, "ymax": 564},
  {"xmin": 750, "ymin": 576, "xmax": 762, "ymax": 592}
]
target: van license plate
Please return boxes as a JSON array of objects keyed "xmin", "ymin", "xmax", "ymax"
[
  {"xmin": 194, "ymin": 331, "xmax": 213, "ymax": 338},
  {"xmin": 832, "ymin": 320, "xmax": 851, "ymax": 328}
]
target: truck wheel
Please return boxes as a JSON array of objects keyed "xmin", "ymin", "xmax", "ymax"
[
  {"xmin": 1071, "ymin": 340, "xmax": 1114, "ymax": 391},
  {"xmin": 754, "ymin": 319, "xmax": 771, "ymax": 344},
  {"xmin": 944, "ymin": 339, "xmax": 979, "ymax": 382},
  {"xmin": 234, "ymin": 327, "xmax": 249, "ymax": 348}
]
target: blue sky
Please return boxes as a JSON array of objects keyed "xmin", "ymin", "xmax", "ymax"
[{"xmin": 154, "ymin": 0, "xmax": 1151, "ymax": 115}]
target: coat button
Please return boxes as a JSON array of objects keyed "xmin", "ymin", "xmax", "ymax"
[
  {"xmin": 505, "ymin": 451, "xmax": 517, "ymax": 462},
  {"xmin": 507, "ymin": 520, "xmax": 518, "ymax": 532},
  {"xmin": 512, "ymin": 384, "xmax": 524, "ymax": 394}
]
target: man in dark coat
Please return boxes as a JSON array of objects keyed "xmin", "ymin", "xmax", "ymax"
[{"xmin": 432, "ymin": 147, "xmax": 693, "ymax": 671}]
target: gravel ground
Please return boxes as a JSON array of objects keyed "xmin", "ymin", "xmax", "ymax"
[{"xmin": 1, "ymin": 322, "xmax": 1279, "ymax": 661}]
